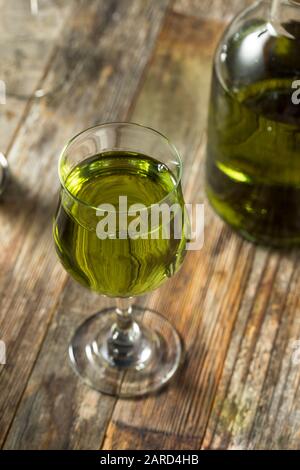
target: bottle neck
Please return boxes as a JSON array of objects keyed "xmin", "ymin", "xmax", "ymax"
[{"xmin": 269, "ymin": 0, "xmax": 300, "ymax": 38}]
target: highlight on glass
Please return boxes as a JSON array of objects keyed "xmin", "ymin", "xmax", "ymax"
[
  {"xmin": 0, "ymin": 153, "xmax": 9, "ymax": 196},
  {"xmin": 53, "ymin": 122, "xmax": 189, "ymax": 397}
]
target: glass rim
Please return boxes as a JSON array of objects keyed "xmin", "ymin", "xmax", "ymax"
[{"xmin": 58, "ymin": 121, "xmax": 183, "ymax": 213}]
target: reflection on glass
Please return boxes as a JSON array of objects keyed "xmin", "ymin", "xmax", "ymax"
[
  {"xmin": 206, "ymin": 0, "xmax": 300, "ymax": 247},
  {"xmin": 0, "ymin": 153, "xmax": 9, "ymax": 196}
]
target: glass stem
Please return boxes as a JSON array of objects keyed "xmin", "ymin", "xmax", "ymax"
[
  {"xmin": 107, "ymin": 298, "xmax": 142, "ymax": 367},
  {"xmin": 115, "ymin": 297, "xmax": 134, "ymax": 329}
]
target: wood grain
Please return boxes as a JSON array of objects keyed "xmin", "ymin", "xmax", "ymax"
[
  {"xmin": 202, "ymin": 251, "xmax": 300, "ymax": 449},
  {"xmin": 0, "ymin": 0, "xmax": 73, "ymax": 157},
  {"xmin": 103, "ymin": 8, "xmax": 300, "ymax": 450},
  {"xmin": 2, "ymin": 0, "xmax": 300, "ymax": 451},
  {"xmin": 173, "ymin": 0, "xmax": 254, "ymax": 20},
  {"xmin": 1, "ymin": 0, "xmax": 170, "ymax": 449},
  {"xmin": 102, "ymin": 11, "xmax": 255, "ymax": 450}
]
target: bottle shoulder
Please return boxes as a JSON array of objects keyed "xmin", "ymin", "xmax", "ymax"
[{"xmin": 214, "ymin": 4, "xmax": 300, "ymax": 93}]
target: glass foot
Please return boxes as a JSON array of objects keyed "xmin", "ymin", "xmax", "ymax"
[{"xmin": 69, "ymin": 306, "xmax": 183, "ymax": 397}]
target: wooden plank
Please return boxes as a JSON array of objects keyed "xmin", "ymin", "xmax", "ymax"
[
  {"xmin": 103, "ymin": 9, "xmax": 300, "ymax": 451},
  {"xmin": 4, "ymin": 284, "xmax": 115, "ymax": 450},
  {"xmin": 101, "ymin": 12, "xmax": 258, "ymax": 450},
  {"xmin": 1, "ymin": 0, "xmax": 170, "ymax": 449},
  {"xmin": 173, "ymin": 0, "xmax": 254, "ymax": 20},
  {"xmin": 202, "ymin": 252, "xmax": 300, "ymax": 449},
  {"xmin": 128, "ymin": 12, "xmax": 222, "ymax": 186},
  {"xmin": 0, "ymin": 0, "xmax": 72, "ymax": 153},
  {"xmin": 4, "ymin": 0, "xmax": 300, "ymax": 451}
]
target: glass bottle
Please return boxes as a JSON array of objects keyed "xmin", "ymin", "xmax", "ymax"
[{"xmin": 206, "ymin": 0, "xmax": 300, "ymax": 247}]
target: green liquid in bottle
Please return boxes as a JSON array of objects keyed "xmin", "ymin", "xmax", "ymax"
[
  {"xmin": 53, "ymin": 152, "xmax": 187, "ymax": 297},
  {"xmin": 206, "ymin": 19, "xmax": 300, "ymax": 247}
]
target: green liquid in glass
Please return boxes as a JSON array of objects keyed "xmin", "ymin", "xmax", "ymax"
[{"xmin": 54, "ymin": 151, "xmax": 187, "ymax": 297}]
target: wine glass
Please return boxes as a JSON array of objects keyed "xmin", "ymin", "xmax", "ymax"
[
  {"xmin": 0, "ymin": 0, "xmax": 65, "ymax": 99},
  {"xmin": 53, "ymin": 122, "xmax": 188, "ymax": 397}
]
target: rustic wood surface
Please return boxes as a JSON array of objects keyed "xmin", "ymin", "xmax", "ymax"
[{"xmin": 0, "ymin": 0, "xmax": 299, "ymax": 450}]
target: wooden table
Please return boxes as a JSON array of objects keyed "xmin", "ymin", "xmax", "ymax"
[{"xmin": 1, "ymin": 0, "xmax": 299, "ymax": 450}]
